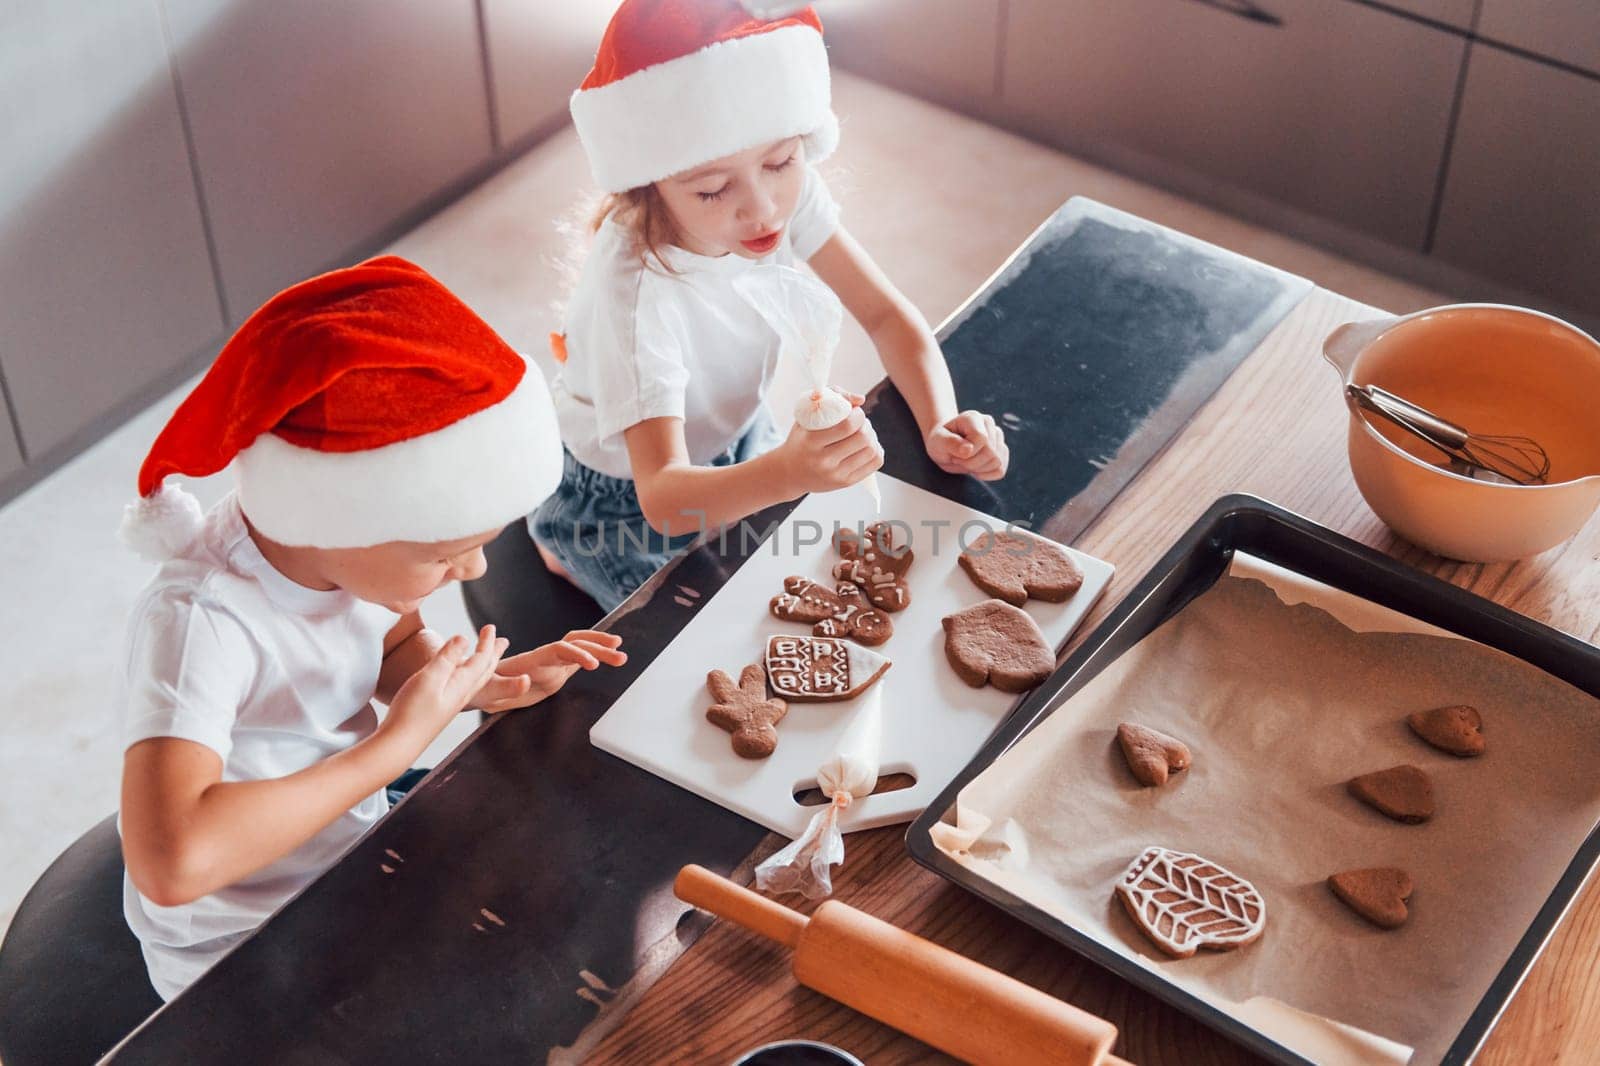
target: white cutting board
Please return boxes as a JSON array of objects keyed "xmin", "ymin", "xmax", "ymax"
[{"xmin": 589, "ymin": 474, "xmax": 1114, "ymax": 839}]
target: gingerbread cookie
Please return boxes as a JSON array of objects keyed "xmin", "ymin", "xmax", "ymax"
[
  {"xmin": 764, "ymin": 634, "xmax": 891, "ymax": 703},
  {"xmin": 1117, "ymin": 723, "xmax": 1192, "ymax": 787},
  {"xmin": 957, "ymin": 528, "xmax": 1083, "ymax": 607},
  {"xmin": 942, "ymin": 599, "xmax": 1055, "ymax": 693},
  {"xmin": 1328, "ymin": 867, "xmax": 1413, "ymax": 929},
  {"xmin": 769, "ymin": 577, "xmax": 892, "ymax": 646},
  {"xmin": 1408, "ymin": 704, "xmax": 1485, "ymax": 757},
  {"xmin": 1348, "ymin": 764, "xmax": 1435, "ymax": 824},
  {"xmin": 832, "ymin": 522, "xmax": 914, "ymax": 612},
  {"xmin": 1116, "ymin": 846, "xmax": 1266, "ymax": 959},
  {"xmin": 706, "ymin": 665, "xmax": 788, "ymax": 759}
]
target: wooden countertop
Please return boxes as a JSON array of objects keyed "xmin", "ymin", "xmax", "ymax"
[{"xmin": 587, "ymin": 288, "xmax": 1600, "ymax": 1065}]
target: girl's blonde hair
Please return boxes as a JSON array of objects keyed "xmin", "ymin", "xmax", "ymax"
[{"xmin": 591, "ymin": 185, "xmax": 681, "ymax": 275}]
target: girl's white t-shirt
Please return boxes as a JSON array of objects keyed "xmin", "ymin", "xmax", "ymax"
[
  {"xmin": 118, "ymin": 493, "xmax": 398, "ymax": 1000},
  {"xmin": 551, "ymin": 164, "xmax": 842, "ymax": 480}
]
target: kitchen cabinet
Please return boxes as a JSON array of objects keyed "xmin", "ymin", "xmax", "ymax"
[
  {"xmin": 0, "ymin": 0, "xmax": 223, "ymax": 459},
  {"xmin": 1478, "ymin": 0, "xmax": 1600, "ymax": 75},
  {"xmin": 161, "ymin": 0, "xmax": 495, "ymax": 317},
  {"xmin": 1000, "ymin": 0, "xmax": 1466, "ymax": 250},
  {"xmin": 820, "ymin": 0, "xmax": 1003, "ymax": 116},
  {"xmin": 1374, "ymin": 0, "xmax": 1476, "ymax": 31},
  {"xmin": 480, "ymin": 1, "xmax": 612, "ymax": 150},
  {"xmin": 1431, "ymin": 44, "xmax": 1600, "ymax": 316},
  {"xmin": 0, "ymin": 401, "xmax": 22, "ymax": 485}
]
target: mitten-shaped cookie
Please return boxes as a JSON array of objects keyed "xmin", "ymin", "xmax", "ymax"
[
  {"xmin": 769, "ymin": 577, "xmax": 893, "ymax": 646},
  {"xmin": 958, "ymin": 529, "xmax": 1083, "ymax": 606},
  {"xmin": 706, "ymin": 665, "xmax": 788, "ymax": 758},
  {"xmin": 833, "ymin": 521, "xmax": 914, "ymax": 612},
  {"xmin": 941, "ymin": 599, "xmax": 1055, "ymax": 693}
]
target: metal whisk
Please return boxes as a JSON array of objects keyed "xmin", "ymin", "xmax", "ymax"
[{"xmin": 1346, "ymin": 383, "xmax": 1553, "ymax": 486}]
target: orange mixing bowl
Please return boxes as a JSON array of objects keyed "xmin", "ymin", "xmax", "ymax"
[{"xmin": 1323, "ymin": 305, "xmax": 1600, "ymax": 562}]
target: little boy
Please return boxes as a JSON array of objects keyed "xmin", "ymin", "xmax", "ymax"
[{"xmin": 116, "ymin": 255, "xmax": 625, "ymax": 1000}]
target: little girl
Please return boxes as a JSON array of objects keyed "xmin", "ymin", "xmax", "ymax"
[{"xmin": 533, "ymin": 0, "xmax": 1010, "ymax": 611}]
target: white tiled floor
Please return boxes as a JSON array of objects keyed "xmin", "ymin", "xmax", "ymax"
[{"xmin": 0, "ymin": 73, "xmax": 1453, "ymax": 941}]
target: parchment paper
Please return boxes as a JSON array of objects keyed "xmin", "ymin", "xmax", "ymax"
[{"xmin": 931, "ymin": 553, "xmax": 1600, "ymax": 1064}]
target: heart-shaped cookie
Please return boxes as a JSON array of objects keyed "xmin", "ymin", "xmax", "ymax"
[
  {"xmin": 1117, "ymin": 723, "xmax": 1192, "ymax": 787},
  {"xmin": 1408, "ymin": 704, "xmax": 1485, "ymax": 757},
  {"xmin": 1348, "ymin": 764, "xmax": 1434, "ymax": 824},
  {"xmin": 1328, "ymin": 867, "xmax": 1413, "ymax": 929}
]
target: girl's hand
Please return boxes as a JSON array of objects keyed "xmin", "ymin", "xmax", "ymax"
[
  {"xmin": 384, "ymin": 626, "xmax": 507, "ymax": 741},
  {"xmin": 926, "ymin": 410, "xmax": 1009, "ymax": 480},
  {"xmin": 471, "ymin": 630, "xmax": 627, "ymax": 712},
  {"xmin": 776, "ymin": 405, "xmax": 884, "ymax": 496}
]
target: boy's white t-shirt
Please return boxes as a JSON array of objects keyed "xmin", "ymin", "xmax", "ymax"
[
  {"xmin": 551, "ymin": 163, "xmax": 842, "ymax": 480},
  {"xmin": 118, "ymin": 493, "xmax": 398, "ymax": 1000}
]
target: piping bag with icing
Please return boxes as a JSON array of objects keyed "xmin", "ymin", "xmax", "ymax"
[
  {"xmin": 756, "ymin": 684, "xmax": 884, "ymax": 899},
  {"xmin": 733, "ymin": 264, "xmax": 882, "ymax": 511}
]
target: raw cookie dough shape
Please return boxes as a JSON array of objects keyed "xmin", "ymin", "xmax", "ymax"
[
  {"xmin": 941, "ymin": 599, "xmax": 1055, "ymax": 693},
  {"xmin": 706, "ymin": 664, "xmax": 789, "ymax": 759},
  {"xmin": 1117, "ymin": 723, "xmax": 1192, "ymax": 787},
  {"xmin": 764, "ymin": 634, "xmax": 892, "ymax": 703},
  {"xmin": 1328, "ymin": 867, "xmax": 1414, "ymax": 929},
  {"xmin": 769, "ymin": 576, "xmax": 893, "ymax": 646},
  {"xmin": 1347, "ymin": 764, "xmax": 1435, "ymax": 824},
  {"xmin": 957, "ymin": 528, "xmax": 1084, "ymax": 607},
  {"xmin": 832, "ymin": 522, "xmax": 914, "ymax": 613},
  {"xmin": 1116, "ymin": 846, "xmax": 1267, "ymax": 959},
  {"xmin": 1408, "ymin": 704, "xmax": 1485, "ymax": 757}
]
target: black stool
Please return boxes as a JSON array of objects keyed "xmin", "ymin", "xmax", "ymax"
[
  {"xmin": 462, "ymin": 523, "xmax": 602, "ymax": 648},
  {"xmin": 0, "ymin": 814, "xmax": 162, "ymax": 1065}
]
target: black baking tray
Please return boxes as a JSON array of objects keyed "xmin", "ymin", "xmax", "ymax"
[{"xmin": 905, "ymin": 494, "xmax": 1600, "ymax": 1065}]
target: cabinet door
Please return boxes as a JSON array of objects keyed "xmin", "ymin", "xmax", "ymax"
[
  {"xmin": 481, "ymin": 1, "xmax": 613, "ymax": 149},
  {"xmin": 0, "ymin": 399, "xmax": 22, "ymax": 484},
  {"xmin": 1002, "ymin": 0, "xmax": 1465, "ymax": 249},
  {"xmin": 1431, "ymin": 45, "xmax": 1600, "ymax": 316},
  {"xmin": 1478, "ymin": 0, "xmax": 1600, "ymax": 75},
  {"xmin": 0, "ymin": 0, "xmax": 223, "ymax": 458},
  {"xmin": 162, "ymin": 0, "xmax": 495, "ymax": 318},
  {"xmin": 820, "ymin": 0, "xmax": 1003, "ymax": 114},
  {"xmin": 1375, "ymin": 0, "xmax": 1475, "ymax": 31}
]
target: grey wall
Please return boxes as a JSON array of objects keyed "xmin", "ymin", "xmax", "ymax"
[{"xmin": 0, "ymin": 0, "xmax": 605, "ymax": 505}]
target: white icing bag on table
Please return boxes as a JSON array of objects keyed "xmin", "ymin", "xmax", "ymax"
[
  {"xmin": 756, "ymin": 685, "xmax": 884, "ymax": 899},
  {"xmin": 733, "ymin": 265, "xmax": 882, "ymax": 510}
]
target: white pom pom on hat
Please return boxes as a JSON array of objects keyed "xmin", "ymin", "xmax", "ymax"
[{"xmin": 119, "ymin": 481, "xmax": 207, "ymax": 563}]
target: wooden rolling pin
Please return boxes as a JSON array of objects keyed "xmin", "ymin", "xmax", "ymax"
[{"xmin": 674, "ymin": 864, "xmax": 1122, "ymax": 1065}]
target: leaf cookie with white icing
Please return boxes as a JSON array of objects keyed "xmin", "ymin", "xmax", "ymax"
[{"xmin": 1116, "ymin": 846, "xmax": 1266, "ymax": 959}]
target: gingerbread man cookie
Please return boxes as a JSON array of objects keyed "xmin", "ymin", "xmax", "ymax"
[
  {"xmin": 769, "ymin": 576, "xmax": 893, "ymax": 646},
  {"xmin": 706, "ymin": 664, "xmax": 789, "ymax": 759},
  {"xmin": 832, "ymin": 522, "xmax": 914, "ymax": 613}
]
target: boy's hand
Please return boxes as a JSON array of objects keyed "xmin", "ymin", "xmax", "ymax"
[
  {"xmin": 385, "ymin": 626, "xmax": 508, "ymax": 740},
  {"xmin": 471, "ymin": 630, "xmax": 627, "ymax": 713},
  {"xmin": 926, "ymin": 410, "xmax": 1008, "ymax": 480},
  {"xmin": 777, "ymin": 401, "xmax": 884, "ymax": 496}
]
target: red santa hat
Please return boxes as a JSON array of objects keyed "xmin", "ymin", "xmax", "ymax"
[
  {"xmin": 569, "ymin": 0, "xmax": 838, "ymax": 194},
  {"xmin": 121, "ymin": 255, "xmax": 563, "ymax": 560}
]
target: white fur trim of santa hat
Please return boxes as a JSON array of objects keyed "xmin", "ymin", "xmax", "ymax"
[
  {"xmin": 570, "ymin": 23, "xmax": 838, "ymax": 193},
  {"xmin": 119, "ymin": 481, "xmax": 208, "ymax": 563},
  {"xmin": 232, "ymin": 357, "xmax": 563, "ymax": 549}
]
